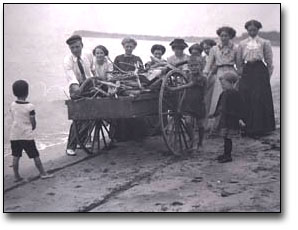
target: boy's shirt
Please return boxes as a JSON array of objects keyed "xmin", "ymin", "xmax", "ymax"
[{"xmin": 10, "ymin": 101, "xmax": 35, "ymax": 141}]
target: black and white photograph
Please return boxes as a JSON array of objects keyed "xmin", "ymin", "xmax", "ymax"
[{"xmin": 3, "ymin": 3, "xmax": 280, "ymax": 213}]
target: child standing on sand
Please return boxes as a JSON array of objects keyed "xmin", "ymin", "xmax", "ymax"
[
  {"xmin": 9, "ymin": 80, "xmax": 53, "ymax": 182},
  {"xmin": 169, "ymin": 55, "xmax": 207, "ymax": 151},
  {"xmin": 208, "ymin": 72, "xmax": 245, "ymax": 163}
]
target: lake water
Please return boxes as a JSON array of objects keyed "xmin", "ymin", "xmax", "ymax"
[
  {"xmin": 3, "ymin": 36, "xmax": 280, "ymax": 154},
  {"xmin": 4, "ymin": 36, "xmax": 280, "ymax": 103}
]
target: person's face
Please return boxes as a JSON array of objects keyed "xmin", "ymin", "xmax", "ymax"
[
  {"xmin": 203, "ymin": 43, "xmax": 212, "ymax": 55},
  {"xmin": 188, "ymin": 61, "xmax": 201, "ymax": 74},
  {"xmin": 173, "ymin": 47, "xmax": 184, "ymax": 57},
  {"xmin": 94, "ymin": 48, "xmax": 106, "ymax": 62},
  {"xmin": 153, "ymin": 50, "xmax": 163, "ymax": 59},
  {"xmin": 190, "ymin": 49, "xmax": 201, "ymax": 56},
  {"xmin": 69, "ymin": 41, "xmax": 83, "ymax": 57},
  {"xmin": 123, "ymin": 42, "xmax": 135, "ymax": 55},
  {"xmin": 219, "ymin": 31, "xmax": 230, "ymax": 45},
  {"xmin": 220, "ymin": 79, "xmax": 233, "ymax": 90},
  {"xmin": 247, "ymin": 25, "xmax": 259, "ymax": 38}
]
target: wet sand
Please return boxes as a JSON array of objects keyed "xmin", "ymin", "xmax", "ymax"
[
  {"xmin": 4, "ymin": 129, "xmax": 280, "ymax": 212},
  {"xmin": 3, "ymin": 83, "xmax": 280, "ymax": 212}
]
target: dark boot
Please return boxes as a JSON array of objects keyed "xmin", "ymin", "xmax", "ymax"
[
  {"xmin": 198, "ymin": 127, "xmax": 205, "ymax": 147},
  {"xmin": 218, "ymin": 138, "xmax": 233, "ymax": 163}
]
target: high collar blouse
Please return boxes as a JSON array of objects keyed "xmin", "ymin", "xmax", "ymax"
[
  {"xmin": 237, "ymin": 35, "xmax": 273, "ymax": 74},
  {"xmin": 203, "ymin": 42, "xmax": 237, "ymax": 74}
]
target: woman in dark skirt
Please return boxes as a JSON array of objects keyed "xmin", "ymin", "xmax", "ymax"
[{"xmin": 237, "ymin": 20, "xmax": 275, "ymax": 137}]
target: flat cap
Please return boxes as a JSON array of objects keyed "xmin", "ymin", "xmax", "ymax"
[{"xmin": 66, "ymin": 35, "xmax": 82, "ymax": 45}]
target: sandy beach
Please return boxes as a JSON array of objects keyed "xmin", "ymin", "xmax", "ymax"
[{"xmin": 3, "ymin": 82, "xmax": 280, "ymax": 212}]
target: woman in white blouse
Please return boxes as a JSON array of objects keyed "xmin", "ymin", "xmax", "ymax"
[
  {"xmin": 203, "ymin": 26, "xmax": 239, "ymax": 117},
  {"xmin": 92, "ymin": 45, "xmax": 113, "ymax": 81},
  {"xmin": 237, "ymin": 20, "xmax": 275, "ymax": 137}
]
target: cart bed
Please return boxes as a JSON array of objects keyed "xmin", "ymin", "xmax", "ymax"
[{"xmin": 65, "ymin": 93, "xmax": 159, "ymax": 120}]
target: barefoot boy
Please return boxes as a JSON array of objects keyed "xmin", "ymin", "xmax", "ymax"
[{"xmin": 9, "ymin": 80, "xmax": 53, "ymax": 182}]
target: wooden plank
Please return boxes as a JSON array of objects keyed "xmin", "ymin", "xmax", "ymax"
[{"xmin": 65, "ymin": 94, "xmax": 159, "ymax": 120}]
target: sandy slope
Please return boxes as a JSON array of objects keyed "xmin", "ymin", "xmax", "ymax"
[
  {"xmin": 3, "ymin": 82, "xmax": 280, "ymax": 212},
  {"xmin": 4, "ymin": 129, "xmax": 280, "ymax": 212}
]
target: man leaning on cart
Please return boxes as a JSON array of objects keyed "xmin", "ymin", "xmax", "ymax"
[{"xmin": 63, "ymin": 35, "xmax": 93, "ymax": 156}]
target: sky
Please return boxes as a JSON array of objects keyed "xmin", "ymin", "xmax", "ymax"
[{"xmin": 4, "ymin": 4, "xmax": 280, "ymax": 38}]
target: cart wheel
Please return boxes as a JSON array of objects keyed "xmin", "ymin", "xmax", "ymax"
[
  {"xmin": 73, "ymin": 119, "xmax": 111, "ymax": 155},
  {"xmin": 159, "ymin": 69, "xmax": 194, "ymax": 156}
]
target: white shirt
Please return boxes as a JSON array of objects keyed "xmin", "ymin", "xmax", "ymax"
[
  {"xmin": 10, "ymin": 101, "xmax": 35, "ymax": 140},
  {"xmin": 63, "ymin": 52, "xmax": 94, "ymax": 87}
]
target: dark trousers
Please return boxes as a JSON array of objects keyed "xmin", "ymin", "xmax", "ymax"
[{"xmin": 66, "ymin": 121, "xmax": 89, "ymax": 150}]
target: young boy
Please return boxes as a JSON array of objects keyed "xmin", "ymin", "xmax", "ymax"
[
  {"xmin": 10, "ymin": 80, "xmax": 53, "ymax": 182},
  {"xmin": 169, "ymin": 55, "xmax": 207, "ymax": 151},
  {"xmin": 208, "ymin": 72, "xmax": 246, "ymax": 163}
]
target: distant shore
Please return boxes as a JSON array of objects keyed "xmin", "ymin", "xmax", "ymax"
[{"xmin": 74, "ymin": 30, "xmax": 281, "ymax": 47}]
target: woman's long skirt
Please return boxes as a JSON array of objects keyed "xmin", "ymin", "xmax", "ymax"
[{"xmin": 239, "ymin": 61, "xmax": 275, "ymax": 135}]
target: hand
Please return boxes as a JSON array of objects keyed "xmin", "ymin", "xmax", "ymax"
[
  {"xmin": 203, "ymin": 71, "xmax": 208, "ymax": 78},
  {"xmin": 208, "ymin": 114, "xmax": 214, "ymax": 119},
  {"xmin": 166, "ymin": 86, "xmax": 176, "ymax": 92},
  {"xmin": 239, "ymin": 119, "xmax": 246, "ymax": 128}
]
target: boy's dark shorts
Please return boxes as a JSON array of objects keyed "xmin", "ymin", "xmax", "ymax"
[{"xmin": 10, "ymin": 140, "xmax": 39, "ymax": 158}]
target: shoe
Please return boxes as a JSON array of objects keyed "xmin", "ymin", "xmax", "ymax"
[
  {"xmin": 66, "ymin": 149, "xmax": 76, "ymax": 156},
  {"xmin": 216, "ymin": 154, "xmax": 225, "ymax": 160},
  {"xmin": 85, "ymin": 142, "xmax": 92, "ymax": 149},
  {"xmin": 14, "ymin": 177, "xmax": 24, "ymax": 183},
  {"xmin": 40, "ymin": 173, "xmax": 54, "ymax": 179},
  {"xmin": 218, "ymin": 156, "xmax": 232, "ymax": 163}
]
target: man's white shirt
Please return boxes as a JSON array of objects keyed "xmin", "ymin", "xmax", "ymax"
[{"xmin": 64, "ymin": 52, "xmax": 94, "ymax": 87}]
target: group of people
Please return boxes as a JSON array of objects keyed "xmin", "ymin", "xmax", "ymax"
[{"xmin": 8, "ymin": 19, "xmax": 276, "ymax": 182}]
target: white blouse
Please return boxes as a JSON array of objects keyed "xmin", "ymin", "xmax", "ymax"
[{"xmin": 92, "ymin": 58, "xmax": 113, "ymax": 80}]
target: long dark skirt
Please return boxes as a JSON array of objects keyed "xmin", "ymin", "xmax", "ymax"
[{"xmin": 239, "ymin": 61, "xmax": 275, "ymax": 135}]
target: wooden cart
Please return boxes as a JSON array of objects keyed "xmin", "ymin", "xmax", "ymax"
[{"xmin": 65, "ymin": 69, "xmax": 196, "ymax": 156}]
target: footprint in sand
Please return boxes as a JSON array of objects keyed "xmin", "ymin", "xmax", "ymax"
[
  {"xmin": 83, "ymin": 168, "xmax": 93, "ymax": 173},
  {"xmin": 46, "ymin": 192, "xmax": 56, "ymax": 196},
  {"xmin": 6, "ymin": 205, "xmax": 21, "ymax": 211},
  {"xmin": 171, "ymin": 201, "xmax": 184, "ymax": 206},
  {"xmin": 191, "ymin": 177, "xmax": 203, "ymax": 183}
]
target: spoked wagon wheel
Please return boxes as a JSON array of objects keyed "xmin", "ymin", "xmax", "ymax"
[
  {"xmin": 73, "ymin": 119, "xmax": 111, "ymax": 155},
  {"xmin": 159, "ymin": 69, "xmax": 194, "ymax": 156}
]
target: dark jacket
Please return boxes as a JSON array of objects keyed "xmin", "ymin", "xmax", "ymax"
[{"xmin": 214, "ymin": 89, "xmax": 244, "ymax": 130}]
